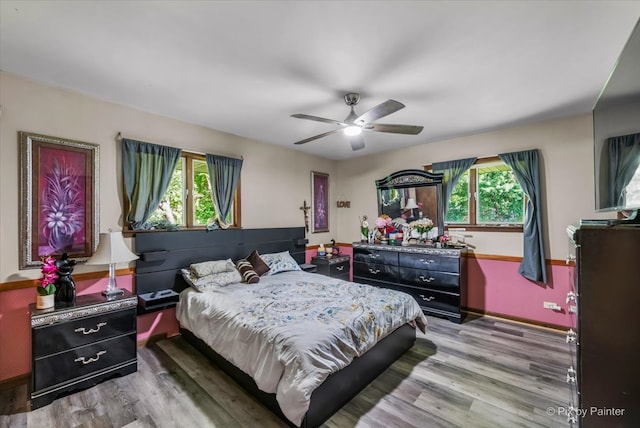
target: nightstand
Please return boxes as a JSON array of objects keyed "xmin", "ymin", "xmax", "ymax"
[
  {"xmin": 311, "ymin": 255, "xmax": 351, "ymax": 281},
  {"xmin": 30, "ymin": 291, "xmax": 138, "ymax": 409}
]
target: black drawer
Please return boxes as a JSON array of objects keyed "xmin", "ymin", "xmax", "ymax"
[
  {"xmin": 397, "ymin": 285, "xmax": 460, "ymax": 316},
  {"xmin": 353, "ymin": 248, "xmax": 399, "ymax": 266},
  {"xmin": 333, "ymin": 272, "xmax": 350, "ymax": 282},
  {"xmin": 33, "ymin": 333, "xmax": 136, "ymax": 391},
  {"xmin": 353, "ymin": 261, "xmax": 398, "ymax": 284},
  {"xmin": 329, "ymin": 260, "xmax": 350, "ymax": 277},
  {"xmin": 33, "ymin": 308, "xmax": 136, "ymax": 357},
  {"xmin": 399, "ymin": 252, "xmax": 460, "ymax": 273},
  {"xmin": 353, "ymin": 276, "xmax": 397, "ymax": 291},
  {"xmin": 398, "ymin": 266, "xmax": 460, "ymax": 293}
]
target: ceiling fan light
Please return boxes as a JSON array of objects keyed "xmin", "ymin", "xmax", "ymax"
[{"xmin": 344, "ymin": 126, "xmax": 362, "ymax": 136}]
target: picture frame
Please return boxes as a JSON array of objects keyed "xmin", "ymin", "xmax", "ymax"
[
  {"xmin": 20, "ymin": 132, "xmax": 100, "ymax": 269},
  {"xmin": 311, "ymin": 171, "xmax": 329, "ymax": 233}
]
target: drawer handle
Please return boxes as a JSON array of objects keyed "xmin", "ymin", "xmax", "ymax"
[
  {"xmin": 368, "ymin": 268, "xmax": 380, "ymax": 274},
  {"xmin": 336, "ymin": 266, "xmax": 344, "ymax": 271},
  {"xmin": 419, "ymin": 259, "xmax": 435, "ymax": 265},
  {"xmin": 75, "ymin": 322, "xmax": 107, "ymax": 335},
  {"xmin": 419, "ymin": 275, "xmax": 435, "ymax": 283},
  {"xmin": 419, "ymin": 294, "xmax": 435, "ymax": 302},
  {"xmin": 75, "ymin": 350, "xmax": 107, "ymax": 365}
]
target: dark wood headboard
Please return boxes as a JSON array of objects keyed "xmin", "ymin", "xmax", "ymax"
[{"xmin": 134, "ymin": 227, "xmax": 307, "ymax": 295}]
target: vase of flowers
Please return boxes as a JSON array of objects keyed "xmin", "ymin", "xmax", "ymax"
[
  {"xmin": 36, "ymin": 255, "xmax": 58, "ymax": 309},
  {"xmin": 410, "ymin": 218, "xmax": 434, "ymax": 243}
]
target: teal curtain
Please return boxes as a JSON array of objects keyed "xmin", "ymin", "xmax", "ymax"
[
  {"xmin": 608, "ymin": 133, "xmax": 640, "ymax": 208},
  {"xmin": 432, "ymin": 157, "xmax": 477, "ymax": 217},
  {"xmin": 499, "ymin": 149, "xmax": 547, "ymax": 283},
  {"xmin": 122, "ymin": 139, "xmax": 182, "ymax": 229},
  {"xmin": 206, "ymin": 154, "xmax": 243, "ymax": 229}
]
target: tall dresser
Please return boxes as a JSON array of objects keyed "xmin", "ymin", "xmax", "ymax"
[
  {"xmin": 352, "ymin": 242, "xmax": 466, "ymax": 323},
  {"xmin": 566, "ymin": 224, "xmax": 640, "ymax": 427}
]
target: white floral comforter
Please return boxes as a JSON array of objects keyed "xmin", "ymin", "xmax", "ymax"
[{"xmin": 176, "ymin": 270, "xmax": 427, "ymax": 426}]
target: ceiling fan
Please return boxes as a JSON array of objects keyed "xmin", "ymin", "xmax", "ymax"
[{"xmin": 291, "ymin": 93, "xmax": 424, "ymax": 151}]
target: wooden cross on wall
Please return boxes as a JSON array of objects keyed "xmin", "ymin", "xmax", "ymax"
[{"xmin": 300, "ymin": 200, "xmax": 310, "ymax": 233}]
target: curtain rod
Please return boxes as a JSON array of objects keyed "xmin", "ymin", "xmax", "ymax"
[{"xmin": 117, "ymin": 132, "xmax": 243, "ymax": 160}]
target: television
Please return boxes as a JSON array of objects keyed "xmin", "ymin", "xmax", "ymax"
[{"xmin": 593, "ymin": 19, "xmax": 640, "ymax": 224}]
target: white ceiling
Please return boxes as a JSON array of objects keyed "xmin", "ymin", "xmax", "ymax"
[{"xmin": 1, "ymin": 1, "xmax": 639, "ymax": 160}]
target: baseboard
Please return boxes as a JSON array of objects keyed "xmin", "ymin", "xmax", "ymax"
[
  {"xmin": 463, "ymin": 307, "xmax": 569, "ymax": 332},
  {"xmin": 0, "ymin": 373, "xmax": 29, "ymax": 390}
]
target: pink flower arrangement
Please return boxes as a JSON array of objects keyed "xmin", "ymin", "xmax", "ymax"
[
  {"xmin": 37, "ymin": 255, "xmax": 58, "ymax": 296},
  {"xmin": 439, "ymin": 234, "xmax": 451, "ymax": 244},
  {"xmin": 375, "ymin": 214, "xmax": 392, "ymax": 229}
]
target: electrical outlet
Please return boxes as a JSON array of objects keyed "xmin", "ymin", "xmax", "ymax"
[{"xmin": 543, "ymin": 301, "xmax": 561, "ymax": 310}]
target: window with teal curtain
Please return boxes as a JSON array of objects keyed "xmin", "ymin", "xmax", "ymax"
[{"xmin": 122, "ymin": 139, "xmax": 182, "ymax": 230}]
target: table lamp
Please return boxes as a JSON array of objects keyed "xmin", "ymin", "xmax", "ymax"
[{"xmin": 86, "ymin": 230, "xmax": 139, "ymax": 298}]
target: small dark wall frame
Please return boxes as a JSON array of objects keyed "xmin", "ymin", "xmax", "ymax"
[
  {"xmin": 311, "ymin": 171, "xmax": 329, "ymax": 233},
  {"xmin": 19, "ymin": 132, "xmax": 100, "ymax": 269}
]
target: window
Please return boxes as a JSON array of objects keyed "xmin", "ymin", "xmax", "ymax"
[
  {"xmin": 441, "ymin": 157, "xmax": 525, "ymax": 230},
  {"xmin": 146, "ymin": 152, "xmax": 239, "ymax": 229}
]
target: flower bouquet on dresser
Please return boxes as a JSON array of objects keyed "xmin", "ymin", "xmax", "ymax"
[{"xmin": 409, "ymin": 217, "xmax": 434, "ymax": 244}]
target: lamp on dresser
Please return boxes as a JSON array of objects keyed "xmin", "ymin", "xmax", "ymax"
[{"xmin": 86, "ymin": 230, "xmax": 139, "ymax": 298}]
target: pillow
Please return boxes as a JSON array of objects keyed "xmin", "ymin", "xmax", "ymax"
[
  {"xmin": 260, "ymin": 251, "xmax": 302, "ymax": 275},
  {"xmin": 235, "ymin": 259, "xmax": 260, "ymax": 284},
  {"xmin": 190, "ymin": 259, "xmax": 235, "ymax": 278},
  {"xmin": 247, "ymin": 250, "xmax": 270, "ymax": 276},
  {"xmin": 181, "ymin": 268, "xmax": 242, "ymax": 292}
]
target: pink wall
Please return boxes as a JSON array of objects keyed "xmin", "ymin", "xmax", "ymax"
[
  {"xmin": 466, "ymin": 258, "xmax": 573, "ymax": 328},
  {"xmin": 0, "ymin": 274, "xmax": 179, "ymax": 382}
]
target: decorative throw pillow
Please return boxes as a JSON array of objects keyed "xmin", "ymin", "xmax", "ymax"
[
  {"xmin": 247, "ymin": 250, "xmax": 270, "ymax": 276},
  {"xmin": 235, "ymin": 259, "xmax": 259, "ymax": 284},
  {"xmin": 260, "ymin": 251, "xmax": 302, "ymax": 275},
  {"xmin": 181, "ymin": 268, "xmax": 242, "ymax": 292},
  {"xmin": 190, "ymin": 258, "xmax": 235, "ymax": 278}
]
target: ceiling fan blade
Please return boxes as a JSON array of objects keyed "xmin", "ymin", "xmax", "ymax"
[
  {"xmin": 294, "ymin": 128, "xmax": 342, "ymax": 145},
  {"xmin": 349, "ymin": 134, "xmax": 365, "ymax": 151},
  {"xmin": 364, "ymin": 123, "xmax": 424, "ymax": 135},
  {"xmin": 291, "ymin": 114, "xmax": 348, "ymax": 127},
  {"xmin": 355, "ymin": 99, "xmax": 405, "ymax": 125}
]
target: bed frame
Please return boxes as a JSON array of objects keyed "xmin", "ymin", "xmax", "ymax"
[{"xmin": 135, "ymin": 227, "xmax": 417, "ymax": 428}]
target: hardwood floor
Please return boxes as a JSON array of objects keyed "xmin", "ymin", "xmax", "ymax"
[{"xmin": 0, "ymin": 315, "xmax": 572, "ymax": 427}]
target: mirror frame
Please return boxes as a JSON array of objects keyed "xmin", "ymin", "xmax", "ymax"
[{"xmin": 375, "ymin": 169, "xmax": 445, "ymax": 235}]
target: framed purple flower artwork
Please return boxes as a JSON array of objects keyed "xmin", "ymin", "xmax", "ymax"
[
  {"xmin": 20, "ymin": 132, "xmax": 99, "ymax": 269},
  {"xmin": 311, "ymin": 171, "xmax": 329, "ymax": 233}
]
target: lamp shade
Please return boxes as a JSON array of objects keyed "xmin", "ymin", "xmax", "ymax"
[
  {"xmin": 86, "ymin": 231, "xmax": 139, "ymax": 265},
  {"xmin": 404, "ymin": 198, "xmax": 419, "ymax": 210}
]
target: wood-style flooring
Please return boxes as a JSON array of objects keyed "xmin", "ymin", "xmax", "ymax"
[{"xmin": 0, "ymin": 314, "xmax": 572, "ymax": 427}]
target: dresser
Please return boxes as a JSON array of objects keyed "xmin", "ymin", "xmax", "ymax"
[
  {"xmin": 30, "ymin": 291, "xmax": 138, "ymax": 409},
  {"xmin": 311, "ymin": 255, "xmax": 351, "ymax": 281},
  {"xmin": 352, "ymin": 242, "xmax": 466, "ymax": 323},
  {"xmin": 566, "ymin": 224, "xmax": 640, "ymax": 427}
]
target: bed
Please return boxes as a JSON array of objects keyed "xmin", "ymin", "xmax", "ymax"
[{"xmin": 135, "ymin": 228, "xmax": 427, "ymax": 427}]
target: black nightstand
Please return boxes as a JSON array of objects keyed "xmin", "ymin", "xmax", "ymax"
[
  {"xmin": 311, "ymin": 255, "xmax": 351, "ymax": 281},
  {"xmin": 30, "ymin": 291, "xmax": 138, "ymax": 409}
]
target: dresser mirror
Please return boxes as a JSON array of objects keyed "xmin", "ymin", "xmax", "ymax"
[{"xmin": 376, "ymin": 169, "xmax": 445, "ymax": 236}]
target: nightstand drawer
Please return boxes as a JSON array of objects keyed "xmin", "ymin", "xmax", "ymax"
[
  {"xmin": 33, "ymin": 308, "xmax": 136, "ymax": 357},
  {"xmin": 33, "ymin": 333, "xmax": 136, "ymax": 391},
  {"xmin": 329, "ymin": 259, "xmax": 350, "ymax": 276},
  {"xmin": 398, "ymin": 266, "xmax": 460, "ymax": 293},
  {"xmin": 399, "ymin": 252, "xmax": 460, "ymax": 273}
]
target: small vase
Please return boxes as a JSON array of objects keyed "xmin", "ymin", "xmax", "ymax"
[{"xmin": 36, "ymin": 294, "xmax": 55, "ymax": 310}]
